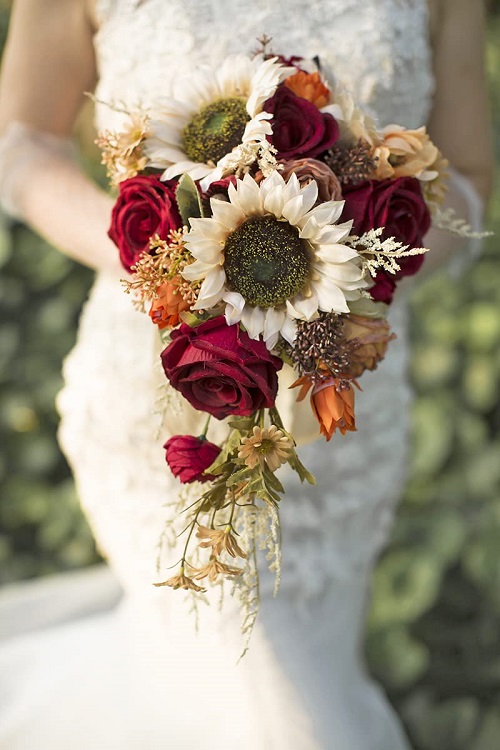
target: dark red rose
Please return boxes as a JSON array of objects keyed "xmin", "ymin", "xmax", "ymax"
[
  {"xmin": 161, "ymin": 316, "xmax": 283, "ymax": 419},
  {"xmin": 201, "ymin": 175, "xmax": 237, "ymax": 213},
  {"xmin": 109, "ymin": 175, "xmax": 182, "ymax": 271},
  {"xmin": 342, "ymin": 177, "xmax": 431, "ymax": 303},
  {"xmin": 164, "ymin": 434, "xmax": 221, "ymax": 484},
  {"xmin": 264, "ymin": 85, "xmax": 339, "ymax": 161}
]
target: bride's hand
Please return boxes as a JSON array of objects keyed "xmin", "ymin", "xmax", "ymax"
[{"xmin": 0, "ymin": 0, "xmax": 122, "ymax": 276}]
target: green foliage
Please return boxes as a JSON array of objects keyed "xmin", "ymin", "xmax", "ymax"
[
  {"xmin": 0, "ymin": 222, "xmax": 98, "ymax": 582},
  {"xmin": 365, "ymin": 18, "xmax": 500, "ymax": 748}
]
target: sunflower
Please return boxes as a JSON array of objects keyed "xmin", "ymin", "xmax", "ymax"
[
  {"xmin": 143, "ymin": 55, "xmax": 293, "ymax": 186},
  {"xmin": 181, "ymin": 171, "xmax": 368, "ymax": 348}
]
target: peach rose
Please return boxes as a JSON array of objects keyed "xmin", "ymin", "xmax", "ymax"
[
  {"xmin": 292, "ymin": 375, "xmax": 357, "ymax": 441},
  {"xmin": 280, "ymin": 158, "xmax": 343, "ymax": 203},
  {"xmin": 342, "ymin": 315, "xmax": 395, "ymax": 378},
  {"xmin": 372, "ymin": 125, "xmax": 439, "ymax": 181},
  {"xmin": 284, "ymin": 70, "xmax": 331, "ymax": 109},
  {"xmin": 149, "ymin": 279, "xmax": 191, "ymax": 330}
]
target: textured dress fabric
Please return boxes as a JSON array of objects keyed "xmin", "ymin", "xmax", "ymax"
[{"xmin": 0, "ymin": 1, "xmax": 435, "ymax": 748}]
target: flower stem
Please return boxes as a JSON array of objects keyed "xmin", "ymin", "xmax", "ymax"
[{"xmin": 200, "ymin": 414, "xmax": 212, "ymax": 439}]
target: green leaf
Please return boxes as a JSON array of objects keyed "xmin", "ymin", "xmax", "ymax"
[
  {"xmin": 227, "ymin": 417, "xmax": 256, "ymax": 433},
  {"xmin": 262, "ymin": 465, "xmax": 285, "ymax": 494},
  {"xmin": 226, "ymin": 466, "xmax": 255, "ymax": 487},
  {"xmin": 288, "ymin": 450, "xmax": 316, "ymax": 485},
  {"xmin": 175, "ymin": 173, "xmax": 204, "ymax": 225}
]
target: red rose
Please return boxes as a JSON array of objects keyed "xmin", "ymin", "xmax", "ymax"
[
  {"xmin": 164, "ymin": 435, "xmax": 221, "ymax": 484},
  {"xmin": 264, "ymin": 85, "xmax": 339, "ymax": 161},
  {"xmin": 109, "ymin": 175, "xmax": 182, "ymax": 271},
  {"xmin": 161, "ymin": 317, "xmax": 283, "ymax": 419},
  {"xmin": 342, "ymin": 177, "xmax": 431, "ymax": 303},
  {"xmin": 201, "ymin": 175, "xmax": 237, "ymax": 214}
]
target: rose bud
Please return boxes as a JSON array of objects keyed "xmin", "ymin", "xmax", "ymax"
[
  {"xmin": 164, "ymin": 434, "xmax": 221, "ymax": 484},
  {"xmin": 149, "ymin": 279, "xmax": 191, "ymax": 330}
]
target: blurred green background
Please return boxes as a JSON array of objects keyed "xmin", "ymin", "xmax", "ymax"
[{"xmin": 0, "ymin": 4, "xmax": 499, "ymax": 749}]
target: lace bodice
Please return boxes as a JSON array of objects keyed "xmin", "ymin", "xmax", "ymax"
[
  {"xmin": 58, "ymin": 0, "xmax": 433, "ymax": 603},
  {"xmin": 93, "ymin": 0, "xmax": 433, "ymax": 132}
]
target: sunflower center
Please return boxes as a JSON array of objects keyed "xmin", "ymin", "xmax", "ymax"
[
  {"xmin": 224, "ymin": 216, "xmax": 310, "ymax": 308},
  {"xmin": 182, "ymin": 97, "xmax": 250, "ymax": 165}
]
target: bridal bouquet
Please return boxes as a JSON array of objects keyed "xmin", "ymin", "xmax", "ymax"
[{"xmin": 98, "ymin": 42, "xmax": 447, "ymax": 614}]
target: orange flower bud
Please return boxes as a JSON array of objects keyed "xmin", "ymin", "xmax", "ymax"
[
  {"xmin": 291, "ymin": 375, "xmax": 357, "ymax": 441},
  {"xmin": 342, "ymin": 315, "xmax": 395, "ymax": 378},
  {"xmin": 285, "ymin": 71, "xmax": 331, "ymax": 109},
  {"xmin": 149, "ymin": 279, "xmax": 190, "ymax": 330}
]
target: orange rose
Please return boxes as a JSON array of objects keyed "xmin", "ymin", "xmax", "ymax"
[
  {"xmin": 292, "ymin": 375, "xmax": 357, "ymax": 441},
  {"xmin": 342, "ymin": 314, "xmax": 395, "ymax": 378},
  {"xmin": 284, "ymin": 70, "xmax": 330, "ymax": 109},
  {"xmin": 149, "ymin": 279, "xmax": 190, "ymax": 330},
  {"xmin": 372, "ymin": 125, "xmax": 439, "ymax": 181}
]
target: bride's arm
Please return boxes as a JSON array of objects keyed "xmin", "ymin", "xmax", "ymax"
[
  {"xmin": 0, "ymin": 0, "xmax": 121, "ymax": 274},
  {"xmin": 422, "ymin": 0, "xmax": 493, "ymax": 273}
]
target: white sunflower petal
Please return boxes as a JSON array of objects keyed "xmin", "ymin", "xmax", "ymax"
[
  {"xmin": 314, "ymin": 243, "xmax": 360, "ymax": 264},
  {"xmin": 282, "ymin": 195, "xmax": 308, "ymax": 225},
  {"xmin": 311, "ymin": 277, "xmax": 350, "ymax": 313},
  {"xmin": 194, "ymin": 268, "xmax": 226, "ymax": 309},
  {"xmin": 286, "ymin": 294, "xmax": 319, "ymax": 321},
  {"xmin": 223, "ymin": 291, "xmax": 246, "ymax": 325},
  {"xmin": 181, "ymin": 259, "xmax": 218, "ymax": 281},
  {"xmin": 163, "ymin": 162, "xmax": 213, "ymax": 180},
  {"xmin": 263, "ymin": 185, "xmax": 285, "ymax": 216},
  {"xmin": 314, "ymin": 221, "xmax": 353, "ymax": 245},
  {"xmin": 242, "ymin": 305, "xmax": 266, "ymax": 340},
  {"xmin": 263, "ymin": 307, "xmax": 286, "ymax": 344},
  {"xmin": 188, "ymin": 218, "xmax": 227, "ymax": 241},
  {"xmin": 231, "ymin": 175, "xmax": 262, "ymax": 214},
  {"xmin": 280, "ymin": 316, "xmax": 297, "ymax": 345},
  {"xmin": 210, "ymin": 200, "xmax": 246, "ymax": 230}
]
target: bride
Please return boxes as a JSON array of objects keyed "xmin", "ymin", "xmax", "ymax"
[{"xmin": 0, "ymin": 1, "xmax": 492, "ymax": 748}]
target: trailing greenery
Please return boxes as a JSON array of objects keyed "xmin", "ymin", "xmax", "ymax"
[{"xmin": 0, "ymin": 7, "xmax": 499, "ymax": 749}]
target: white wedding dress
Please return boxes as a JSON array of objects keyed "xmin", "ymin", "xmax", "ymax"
[{"xmin": 0, "ymin": 1, "xmax": 438, "ymax": 747}]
